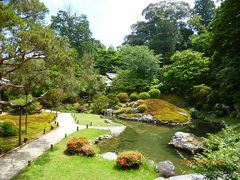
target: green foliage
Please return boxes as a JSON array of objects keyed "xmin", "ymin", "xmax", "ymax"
[
  {"xmin": 163, "ymin": 50, "xmax": 210, "ymax": 94},
  {"xmin": 130, "ymin": 92, "xmax": 139, "ymax": 101},
  {"xmin": 194, "ymin": 0, "xmax": 215, "ymax": 27},
  {"xmin": 0, "ymin": 121, "xmax": 17, "ymax": 137},
  {"xmin": 117, "ymin": 93, "xmax": 129, "ymax": 103},
  {"xmin": 148, "ymin": 89, "xmax": 161, "ymax": 99},
  {"xmin": 139, "ymin": 92, "xmax": 150, "ymax": 100},
  {"xmin": 117, "ymin": 151, "xmax": 144, "ymax": 169},
  {"xmin": 124, "ymin": 0, "xmax": 192, "ymax": 57},
  {"xmin": 136, "ymin": 104, "xmax": 147, "ymax": 113},
  {"xmin": 112, "ymin": 46, "xmax": 160, "ymax": 92},
  {"xmin": 192, "ymin": 84, "xmax": 211, "ymax": 109},
  {"xmin": 66, "ymin": 137, "xmax": 89, "ymax": 155},
  {"xmin": 191, "ymin": 127, "xmax": 240, "ymax": 179},
  {"xmin": 92, "ymin": 95, "xmax": 109, "ymax": 114}
]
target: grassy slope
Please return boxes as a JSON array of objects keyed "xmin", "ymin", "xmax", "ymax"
[
  {"xmin": 14, "ymin": 129, "xmax": 158, "ymax": 180},
  {"xmin": 0, "ymin": 112, "xmax": 55, "ymax": 152},
  {"xmin": 73, "ymin": 113, "xmax": 120, "ymax": 126},
  {"xmin": 143, "ymin": 99, "xmax": 190, "ymax": 123}
]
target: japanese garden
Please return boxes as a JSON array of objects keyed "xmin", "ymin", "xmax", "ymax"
[{"xmin": 0, "ymin": 0, "xmax": 240, "ymax": 179}]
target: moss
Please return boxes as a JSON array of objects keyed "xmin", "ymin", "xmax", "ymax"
[{"xmin": 143, "ymin": 99, "xmax": 190, "ymax": 123}]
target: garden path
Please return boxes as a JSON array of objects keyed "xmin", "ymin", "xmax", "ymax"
[{"xmin": 0, "ymin": 112, "xmax": 84, "ymax": 180}]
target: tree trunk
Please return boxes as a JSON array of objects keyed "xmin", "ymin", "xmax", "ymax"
[
  {"xmin": 18, "ymin": 108, "xmax": 23, "ymax": 146},
  {"xmin": 25, "ymin": 94, "xmax": 28, "ymax": 134}
]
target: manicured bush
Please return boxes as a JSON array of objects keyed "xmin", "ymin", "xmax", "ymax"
[
  {"xmin": 120, "ymin": 107, "xmax": 132, "ymax": 114},
  {"xmin": 117, "ymin": 93, "xmax": 129, "ymax": 103},
  {"xmin": 92, "ymin": 95, "xmax": 109, "ymax": 114},
  {"xmin": 0, "ymin": 121, "xmax": 17, "ymax": 137},
  {"xmin": 148, "ymin": 89, "xmax": 161, "ymax": 99},
  {"xmin": 66, "ymin": 137, "xmax": 89, "ymax": 155},
  {"xmin": 130, "ymin": 92, "xmax": 139, "ymax": 101},
  {"xmin": 79, "ymin": 145, "xmax": 96, "ymax": 157},
  {"xmin": 117, "ymin": 151, "xmax": 144, "ymax": 169},
  {"xmin": 137, "ymin": 104, "xmax": 147, "ymax": 113},
  {"xmin": 139, "ymin": 92, "xmax": 150, "ymax": 100}
]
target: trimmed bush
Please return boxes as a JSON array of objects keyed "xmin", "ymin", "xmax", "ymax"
[
  {"xmin": 117, "ymin": 151, "xmax": 144, "ymax": 169},
  {"xmin": 92, "ymin": 95, "xmax": 109, "ymax": 114},
  {"xmin": 148, "ymin": 89, "xmax": 161, "ymax": 99},
  {"xmin": 79, "ymin": 145, "xmax": 96, "ymax": 157},
  {"xmin": 120, "ymin": 107, "xmax": 132, "ymax": 114},
  {"xmin": 0, "ymin": 121, "xmax": 17, "ymax": 137},
  {"xmin": 139, "ymin": 92, "xmax": 150, "ymax": 100},
  {"xmin": 130, "ymin": 92, "xmax": 139, "ymax": 101},
  {"xmin": 66, "ymin": 137, "xmax": 89, "ymax": 155},
  {"xmin": 137, "ymin": 104, "xmax": 147, "ymax": 113},
  {"xmin": 117, "ymin": 93, "xmax": 129, "ymax": 103}
]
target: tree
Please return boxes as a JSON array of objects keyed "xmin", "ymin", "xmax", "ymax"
[
  {"xmin": 112, "ymin": 46, "xmax": 161, "ymax": 92},
  {"xmin": 163, "ymin": 50, "xmax": 210, "ymax": 94},
  {"xmin": 94, "ymin": 47, "xmax": 122, "ymax": 75},
  {"xmin": 209, "ymin": 0, "xmax": 240, "ymax": 109},
  {"xmin": 124, "ymin": 0, "xmax": 192, "ymax": 61},
  {"xmin": 194, "ymin": 0, "xmax": 215, "ymax": 27},
  {"xmin": 50, "ymin": 9, "xmax": 92, "ymax": 57},
  {"xmin": 80, "ymin": 54, "xmax": 104, "ymax": 107},
  {"xmin": 0, "ymin": 0, "xmax": 77, "ymax": 144}
]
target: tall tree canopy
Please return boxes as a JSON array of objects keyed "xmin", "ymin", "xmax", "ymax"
[
  {"xmin": 0, "ymin": 0, "xmax": 77, "ymax": 108},
  {"xmin": 50, "ymin": 9, "xmax": 93, "ymax": 57},
  {"xmin": 112, "ymin": 46, "xmax": 161, "ymax": 92},
  {"xmin": 194, "ymin": 0, "xmax": 215, "ymax": 27},
  {"xmin": 124, "ymin": 0, "xmax": 192, "ymax": 61}
]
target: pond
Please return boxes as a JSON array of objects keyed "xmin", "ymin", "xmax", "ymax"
[{"xmin": 97, "ymin": 118, "xmax": 223, "ymax": 174}]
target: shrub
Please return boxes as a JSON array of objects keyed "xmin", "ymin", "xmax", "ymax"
[
  {"xmin": 120, "ymin": 107, "xmax": 132, "ymax": 114},
  {"xmin": 0, "ymin": 121, "xmax": 17, "ymax": 137},
  {"xmin": 139, "ymin": 92, "xmax": 150, "ymax": 100},
  {"xmin": 92, "ymin": 95, "xmax": 109, "ymax": 114},
  {"xmin": 117, "ymin": 93, "xmax": 129, "ymax": 103},
  {"xmin": 117, "ymin": 151, "xmax": 144, "ymax": 169},
  {"xmin": 130, "ymin": 92, "xmax": 139, "ymax": 101},
  {"xmin": 148, "ymin": 89, "xmax": 161, "ymax": 99},
  {"xmin": 137, "ymin": 104, "xmax": 147, "ymax": 113},
  {"xmin": 66, "ymin": 137, "xmax": 89, "ymax": 155},
  {"xmin": 79, "ymin": 145, "xmax": 96, "ymax": 157}
]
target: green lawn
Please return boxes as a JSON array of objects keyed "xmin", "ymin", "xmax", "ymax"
[
  {"xmin": 73, "ymin": 113, "xmax": 120, "ymax": 126},
  {"xmin": 14, "ymin": 129, "xmax": 159, "ymax": 180},
  {"xmin": 0, "ymin": 112, "xmax": 56, "ymax": 153}
]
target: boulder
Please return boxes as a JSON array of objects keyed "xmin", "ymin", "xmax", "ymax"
[
  {"xmin": 156, "ymin": 160, "xmax": 175, "ymax": 178},
  {"xmin": 104, "ymin": 119, "xmax": 113, "ymax": 124},
  {"xmin": 142, "ymin": 114, "xmax": 154, "ymax": 122},
  {"xmin": 147, "ymin": 159, "xmax": 155, "ymax": 166},
  {"xmin": 132, "ymin": 102, "xmax": 139, "ymax": 108},
  {"xmin": 100, "ymin": 152, "xmax": 117, "ymax": 160},
  {"xmin": 169, "ymin": 132, "xmax": 206, "ymax": 153}
]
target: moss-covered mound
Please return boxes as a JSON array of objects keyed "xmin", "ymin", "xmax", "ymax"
[{"xmin": 143, "ymin": 99, "xmax": 190, "ymax": 123}]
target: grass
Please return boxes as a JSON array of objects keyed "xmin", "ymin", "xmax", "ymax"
[
  {"xmin": 0, "ymin": 112, "xmax": 56, "ymax": 153},
  {"xmin": 143, "ymin": 99, "xmax": 190, "ymax": 123},
  {"xmin": 14, "ymin": 129, "xmax": 159, "ymax": 180},
  {"xmin": 73, "ymin": 113, "xmax": 120, "ymax": 126}
]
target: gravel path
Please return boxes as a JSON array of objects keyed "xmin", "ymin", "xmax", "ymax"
[{"xmin": 0, "ymin": 113, "xmax": 85, "ymax": 180}]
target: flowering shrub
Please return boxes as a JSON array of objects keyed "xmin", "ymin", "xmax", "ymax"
[
  {"xmin": 66, "ymin": 137, "xmax": 89, "ymax": 155},
  {"xmin": 117, "ymin": 151, "xmax": 144, "ymax": 169},
  {"xmin": 79, "ymin": 145, "xmax": 96, "ymax": 157},
  {"xmin": 137, "ymin": 104, "xmax": 147, "ymax": 113}
]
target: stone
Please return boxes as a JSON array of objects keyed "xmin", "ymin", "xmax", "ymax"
[
  {"xmin": 156, "ymin": 160, "xmax": 175, "ymax": 178},
  {"xmin": 142, "ymin": 114, "xmax": 154, "ymax": 122},
  {"xmin": 132, "ymin": 102, "xmax": 139, "ymax": 108},
  {"xmin": 154, "ymin": 174, "xmax": 205, "ymax": 180},
  {"xmin": 105, "ymin": 119, "xmax": 113, "ymax": 124},
  {"xmin": 100, "ymin": 152, "xmax": 117, "ymax": 160},
  {"xmin": 169, "ymin": 132, "xmax": 206, "ymax": 153}
]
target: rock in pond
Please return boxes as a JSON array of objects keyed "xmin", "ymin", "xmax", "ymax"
[
  {"xmin": 156, "ymin": 160, "xmax": 175, "ymax": 178},
  {"xmin": 155, "ymin": 173, "xmax": 205, "ymax": 180},
  {"xmin": 104, "ymin": 119, "xmax": 114, "ymax": 124},
  {"xmin": 169, "ymin": 132, "xmax": 206, "ymax": 154},
  {"xmin": 100, "ymin": 152, "xmax": 117, "ymax": 160}
]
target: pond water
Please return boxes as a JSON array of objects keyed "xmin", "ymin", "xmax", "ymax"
[{"xmin": 97, "ymin": 118, "xmax": 223, "ymax": 174}]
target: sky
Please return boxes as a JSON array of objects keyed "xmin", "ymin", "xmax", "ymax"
[{"xmin": 40, "ymin": 0, "xmax": 195, "ymax": 48}]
